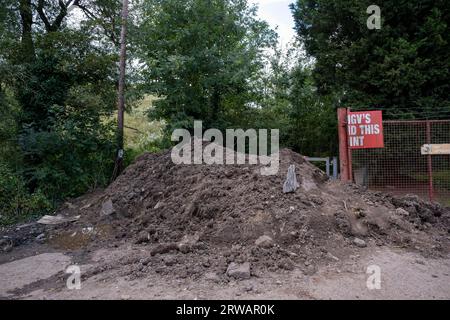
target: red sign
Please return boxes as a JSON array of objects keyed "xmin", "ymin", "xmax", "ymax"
[{"xmin": 347, "ymin": 110, "xmax": 384, "ymax": 149}]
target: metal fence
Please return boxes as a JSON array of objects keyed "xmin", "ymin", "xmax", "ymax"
[
  {"xmin": 351, "ymin": 120, "xmax": 450, "ymax": 205},
  {"xmin": 305, "ymin": 157, "xmax": 338, "ymax": 179}
]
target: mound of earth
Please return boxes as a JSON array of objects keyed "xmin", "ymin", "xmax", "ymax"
[{"xmin": 3, "ymin": 146, "xmax": 450, "ymax": 281}]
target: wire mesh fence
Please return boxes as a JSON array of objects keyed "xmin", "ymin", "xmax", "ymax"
[{"xmin": 351, "ymin": 120, "xmax": 450, "ymax": 205}]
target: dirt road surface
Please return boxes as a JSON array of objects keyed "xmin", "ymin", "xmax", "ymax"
[
  {"xmin": 1, "ymin": 148, "xmax": 449, "ymax": 300},
  {"xmin": 1, "ymin": 244, "xmax": 448, "ymax": 300}
]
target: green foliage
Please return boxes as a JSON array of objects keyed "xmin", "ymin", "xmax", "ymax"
[
  {"xmin": 0, "ymin": 3, "xmax": 120, "ymax": 224},
  {"xmin": 111, "ymin": 95, "xmax": 167, "ymax": 166},
  {"xmin": 0, "ymin": 164, "xmax": 52, "ymax": 225},
  {"xmin": 13, "ymin": 30, "xmax": 118, "ymax": 202},
  {"xmin": 282, "ymin": 67, "xmax": 338, "ymax": 156},
  {"xmin": 19, "ymin": 103, "xmax": 116, "ymax": 201},
  {"xmin": 16, "ymin": 30, "xmax": 117, "ymax": 130},
  {"xmin": 136, "ymin": 0, "xmax": 277, "ymax": 133},
  {"xmin": 0, "ymin": 87, "xmax": 20, "ymax": 165},
  {"xmin": 291, "ymin": 0, "xmax": 450, "ymax": 118},
  {"xmin": 254, "ymin": 44, "xmax": 338, "ymax": 156}
]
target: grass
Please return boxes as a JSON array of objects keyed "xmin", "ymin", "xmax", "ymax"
[
  {"xmin": 412, "ymin": 170, "xmax": 450, "ymax": 205},
  {"xmin": 413, "ymin": 170, "xmax": 450, "ymax": 186},
  {"xmin": 124, "ymin": 95, "xmax": 164, "ymax": 149},
  {"xmin": 122, "ymin": 95, "xmax": 166, "ymax": 164}
]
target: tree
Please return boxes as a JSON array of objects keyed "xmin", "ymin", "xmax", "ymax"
[
  {"xmin": 257, "ymin": 43, "xmax": 338, "ymax": 157},
  {"xmin": 291, "ymin": 0, "xmax": 450, "ymax": 119},
  {"xmin": 136, "ymin": 0, "xmax": 277, "ymax": 133},
  {"xmin": 16, "ymin": 30, "xmax": 118, "ymax": 199},
  {"xmin": 0, "ymin": 0, "xmax": 123, "ymax": 212}
]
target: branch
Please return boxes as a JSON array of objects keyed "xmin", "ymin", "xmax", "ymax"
[
  {"xmin": 35, "ymin": 0, "xmax": 71, "ymax": 32},
  {"xmin": 35, "ymin": 0, "xmax": 52, "ymax": 31},
  {"xmin": 51, "ymin": 0, "xmax": 69, "ymax": 30},
  {"xmin": 74, "ymin": 2, "xmax": 119, "ymax": 46}
]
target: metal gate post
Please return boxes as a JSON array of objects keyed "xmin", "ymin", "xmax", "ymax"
[
  {"xmin": 332, "ymin": 157, "xmax": 338, "ymax": 180},
  {"xmin": 325, "ymin": 158, "xmax": 330, "ymax": 177},
  {"xmin": 426, "ymin": 121, "xmax": 434, "ymax": 201},
  {"xmin": 347, "ymin": 108, "xmax": 353, "ymax": 181}
]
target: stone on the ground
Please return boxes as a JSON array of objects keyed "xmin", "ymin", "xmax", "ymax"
[
  {"xmin": 150, "ymin": 243, "xmax": 178, "ymax": 256},
  {"xmin": 177, "ymin": 234, "xmax": 200, "ymax": 253},
  {"xmin": 204, "ymin": 272, "xmax": 221, "ymax": 283},
  {"xmin": 278, "ymin": 258, "xmax": 295, "ymax": 270},
  {"xmin": 101, "ymin": 199, "xmax": 115, "ymax": 216},
  {"xmin": 65, "ymin": 202, "xmax": 77, "ymax": 209},
  {"xmin": 353, "ymin": 237, "xmax": 367, "ymax": 248},
  {"xmin": 396, "ymin": 208, "xmax": 410, "ymax": 216},
  {"xmin": 243, "ymin": 283, "xmax": 254, "ymax": 292},
  {"xmin": 36, "ymin": 233, "xmax": 45, "ymax": 240},
  {"xmin": 303, "ymin": 264, "xmax": 317, "ymax": 276},
  {"xmin": 37, "ymin": 214, "xmax": 80, "ymax": 225},
  {"xmin": 154, "ymin": 201, "xmax": 162, "ymax": 209},
  {"xmin": 0, "ymin": 239, "xmax": 13, "ymax": 253},
  {"xmin": 35, "ymin": 233, "xmax": 45, "ymax": 242},
  {"xmin": 283, "ymin": 165, "xmax": 299, "ymax": 193},
  {"xmin": 255, "ymin": 235, "xmax": 273, "ymax": 248},
  {"xmin": 163, "ymin": 255, "xmax": 177, "ymax": 266},
  {"xmin": 226, "ymin": 262, "xmax": 251, "ymax": 280},
  {"xmin": 135, "ymin": 231, "xmax": 150, "ymax": 244}
]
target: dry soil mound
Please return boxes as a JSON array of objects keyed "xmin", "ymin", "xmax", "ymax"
[
  {"xmin": 4, "ymin": 147, "xmax": 449, "ymax": 281},
  {"xmin": 35, "ymin": 146, "xmax": 448, "ymax": 280}
]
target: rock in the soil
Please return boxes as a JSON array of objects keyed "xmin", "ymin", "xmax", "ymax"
[
  {"xmin": 283, "ymin": 165, "xmax": 299, "ymax": 193},
  {"xmin": 101, "ymin": 199, "xmax": 115, "ymax": 216},
  {"xmin": 327, "ymin": 252, "xmax": 340, "ymax": 261},
  {"xmin": 278, "ymin": 258, "xmax": 295, "ymax": 270},
  {"xmin": 303, "ymin": 264, "xmax": 317, "ymax": 276},
  {"xmin": 177, "ymin": 234, "xmax": 200, "ymax": 253},
  {"xmin": 65, "ymin": 202, "xmax": 77, "ymax": 209},
  {"xmin": 243, "ymin": 284, "xmax": 254, "ymax": 292},
  {"xmin": 37, "ymin": 214, "xmax": 80, "ymax": 225},
  {"xmin": 396, "ymin": 208, "xmax": 410, "ymax": 216},
  {"xmin": 154, "ymin": 201, "xmax": 162, "ymax": 209},
  {"xmin": 353, "ymin": 237, "xmax": 367, "ymax": 248},
  {"xmin": 35, "ymin": 233, "xmax": 45, "ymax": 243},
  {"xmin": 0, "ymin": 239, "xmax": 13, "ymax": 253},
  {"xmin": 135, "ymin": 231, "xmax": 150, "ymax": 244},
  {"xmin": 204, "ymin": 272, "xmax": 221, "ymax": 283},
  {"xmin": 226, "ymin": 262, "xmax": 251, "ymax": 280},
  {"xmin": 150, "ymin": 243, "xmax": 178, "ymax": 256},
  {"xmin": 255, "ymin": 235, "xmax": 273, "ymax": 248},
  {"xmin": 163, "ymin": 255, "xmax": 177, "ymax": 266},
  {"xmin": 36, "ymin": 233, "xmax": 45, "ymax": 240}
]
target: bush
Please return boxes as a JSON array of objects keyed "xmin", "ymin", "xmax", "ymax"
[
  {"xmin": 0, "ymin": 164, "xmax": 52, "ymax": 225},
  {"xmin": 19, "ymin": 103, "xmax": 116, "ymax": 202}
]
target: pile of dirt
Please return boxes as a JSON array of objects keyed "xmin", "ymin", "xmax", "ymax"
[{"xmin": 3, "ymin": 146, "xmax": 450, "ymax": 280}]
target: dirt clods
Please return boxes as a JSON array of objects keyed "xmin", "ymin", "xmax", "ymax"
[{"xmin": 8, "ymin": 146, "xmax": 449, "ymax": 281}]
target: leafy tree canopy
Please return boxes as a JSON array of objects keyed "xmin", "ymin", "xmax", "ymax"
[
  {"xmin": 291, "ymin": 0, "xmax": 450, "ymax": 118},
  {"xmin": 136, "ymin": 0, "xmax": 277, "ymax": 132}
]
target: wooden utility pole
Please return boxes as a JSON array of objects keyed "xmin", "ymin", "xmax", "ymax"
[{"xmin": 112, "ymin": 0, "xmax": 129, "ymax": 181}]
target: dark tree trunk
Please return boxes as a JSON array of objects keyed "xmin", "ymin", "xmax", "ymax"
[{"xmin": 19, "ymin": 0, "xmax": 35, "ymax": 62}]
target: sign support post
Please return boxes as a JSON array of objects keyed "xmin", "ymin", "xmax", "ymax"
[
  {"xmin": 426, "ymin": 121, "xmax": 434, "ymax": 202},
  {"xmin": 338, "ymin": 108, "xmax": 385, "ymax": 183},
  {"xmin": 338, "ymin": 108, "xmax": 351, "ymax": 181}
]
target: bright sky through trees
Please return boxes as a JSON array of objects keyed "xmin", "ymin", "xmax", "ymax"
[{"xmin": 251, "ymin": 0, "xmax": 296, "ymax": 46}]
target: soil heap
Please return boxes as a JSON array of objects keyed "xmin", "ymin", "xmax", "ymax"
[{"xmin": 5, "ymin": 146, "xmax": 450, "ymax": 280}]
